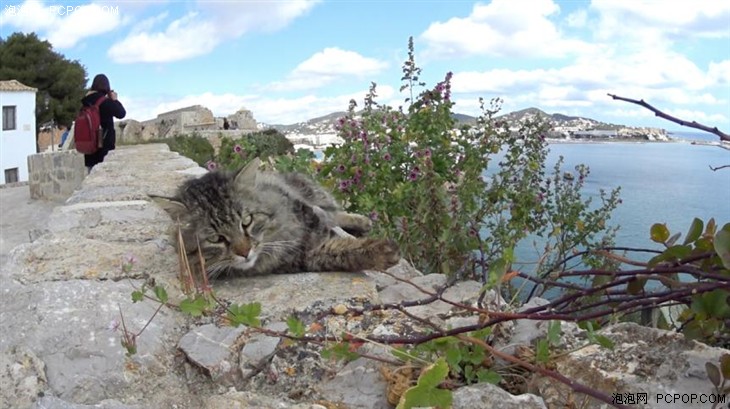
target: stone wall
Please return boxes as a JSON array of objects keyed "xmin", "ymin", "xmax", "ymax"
[
  {"xmin": 2, "ymin": 144, "xmax": 727, "ymax": 409},
  {"xmin": 27, "ymin": 150, "xmax": 86, "ymax": 201}
]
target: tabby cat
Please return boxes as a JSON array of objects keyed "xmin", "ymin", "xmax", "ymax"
[{"xmin": 151, "ymin": 159, "xmax": 400, "ymax": 279}]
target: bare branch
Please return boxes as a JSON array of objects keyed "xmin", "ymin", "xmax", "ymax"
[
  {"xmin": 607, "ymin": 93, "xmax": 730, "ymax": 142},
  {"xmin": 710, "ymin": 164, "xmax": 730, "ymax": 171}
]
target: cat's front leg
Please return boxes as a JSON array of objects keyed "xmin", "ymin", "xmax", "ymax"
[{"xmin": 305, "ymin": 237, "xmax": 400, "ymax": 272}]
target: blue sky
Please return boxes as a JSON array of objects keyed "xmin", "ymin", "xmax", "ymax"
[{"xmin": 1, "ymin": 0, "xmax": 729, "ymax": 130}]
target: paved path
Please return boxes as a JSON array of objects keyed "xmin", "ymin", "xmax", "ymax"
[{"xmin": 0, "ymin": 185, "xmax": 58, "ymax": 269}]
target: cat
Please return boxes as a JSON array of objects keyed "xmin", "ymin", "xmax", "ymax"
[{"xmin": 151, "ymin": 158, "xmax": 400, "ymax": 279}]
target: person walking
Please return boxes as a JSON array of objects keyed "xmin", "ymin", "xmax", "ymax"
[{"xmin": 82, "ymin": 74, "xmax": 126, "ymax": 169}]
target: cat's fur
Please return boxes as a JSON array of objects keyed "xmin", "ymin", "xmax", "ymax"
[{"xmin": 151, "ymin": 159, "xmax": 400, "ymax": 278}]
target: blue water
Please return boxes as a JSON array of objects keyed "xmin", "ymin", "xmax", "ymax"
[{"xmin": 545, "ymin": 142, "xmax": 729, "ymax": 251}]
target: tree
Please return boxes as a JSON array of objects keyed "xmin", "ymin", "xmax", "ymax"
[{"xmin": 0, "ymin": 32, "xmax": 87, "ymax": 132}]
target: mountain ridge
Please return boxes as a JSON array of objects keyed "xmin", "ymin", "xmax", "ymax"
[{"xmin": 263, "ymin": 107, "xmax": 669, "ymax": 142}]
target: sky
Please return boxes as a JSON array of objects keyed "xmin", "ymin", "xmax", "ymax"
[{"xmin": 1, "ymin": 0, "xmax": 729, "ymax": 130}]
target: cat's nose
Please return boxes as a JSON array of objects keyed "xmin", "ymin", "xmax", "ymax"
[{"xmin": 232, "ymin": 238, "xmax": 251, "ymax": 257}]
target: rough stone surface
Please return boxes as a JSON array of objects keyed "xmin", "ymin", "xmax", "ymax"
[
  {"xmin": 178, "ymin": 324, "xmax": 247, "ymax": 385},
  {"xmin": 214, "ymin": 272, "xmax": 379, "ymax": 321},
  {"xmin": 452, "ymin": 382, "xmax": 547, "ymax": 409},
  {"xmin": 27, "ymin": 151, "xmax": 85, "ymax": 201},
  {"xmin": 318, "ymin": 357, "xmax": 391, "ymax": 409},
  {"xmin": 31, "ymin": 397, "xmax": 143, "ymax": 409},
  {"xmin": 535, "ymin": 322, "xmax": 729, "ymax": 409},
  {"xmin": 239, "ymin": 322, "xmax": 288, "ymax": 379}
]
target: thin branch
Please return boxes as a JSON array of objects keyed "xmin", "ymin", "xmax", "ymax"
[
  {"xmin": 607, "ymin": 93, "xmax": 730, "ymax": 142},
  {"xmin": 710, "ymin": 164, "xmax": 730, "ymax": 171}
]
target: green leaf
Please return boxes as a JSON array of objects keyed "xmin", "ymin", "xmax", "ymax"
[
  {"xmin": 227, "ymin": 302, "xmax": 262, "ymax": 327},
  {"xmin": 706, "ymin": 362, "xmax": 721, "ymax": 387},
  {"xmin": 683, "ymin": 218, "xmax": 704, "ymax": 245},
  {"xmin": 706, "ymin": 218, "xmax": 717, "ymax": 237},
  {"xmin": 650, "ymin": 223, "xmax": 670, "ymax": 243},
  {"xmin": 397, "ymin": 358, "xmax": 452, "ymax": 409},
  {"xmin": 476, "ymin": 369, "xmax": 502, "ymax": 385},
  {"xmin": 664, "ymin": 244, "xmax": 692, "ymax": 261},
  {"xmin": 536, "ymin": 339, "xmax": 550, "ymax": 363},
  {"xmin": 594, "ymin": 335, "xmax": 615, "ymax": 349},
  {"xmin": 179, "ymin": 296, "xmax": 208, "ymax": 317},
  {"xmin": 487, "ymin": 258, "xmax": 508, "ymax": 287},
  {"xmin": 547, "ymin": 320, "xmax": 561, "ymax": 346},
  {"xmin": 713, "ymin": 229, "xmax": 730, "ymax": 269},
  {"xmin": 627, "ymin": 277, "xmax": 647, "ymax": 295},
  {"xmin": 286, "ymin": 316, "xmax": 305, "ymax": 337},
  {"xmin": 666, "ymin": 232, "xmax": 681, "ymax": 247},
  {"xmin": 153, "ymin": 285, "xmax": 168, "ymax": 304},
  {"xmin": 445, "ymin": 347, "xmax": 462, "ymax": 373},
  {"xmin": 720, "ymin": 354, "xmax": 730, "ymax": 379},
  {"xmin": 131, "ymin": 290, "xmax": 144, "ymax": 303},
  {"xmin": 321, "ymin": 342, "xmax": 359, "ymax": 362},
  {"xmin": 691, "ymin": 290, "xmax": 730, "ymax": 319}
]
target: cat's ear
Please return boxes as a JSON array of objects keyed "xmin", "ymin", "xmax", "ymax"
[
  {"xmin": 149, "ymin": 195, "xmax": 188, "ymax": 221},
  {"xmin": 234, "ymin": 157, "xmax": 262, "ymax": 187}
]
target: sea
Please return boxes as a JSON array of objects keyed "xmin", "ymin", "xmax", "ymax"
[{"xmin": 542, "ymin": 132, "xmax": 729, "ymax": 252}]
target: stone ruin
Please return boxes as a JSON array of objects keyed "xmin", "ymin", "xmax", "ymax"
[
  {"xmin": 1, "ymin": 144, "xmax": 728, "ymax": 409},
  {"xmin": 115, "ymin": 105, "xmax": 259, "ymax": 145}
]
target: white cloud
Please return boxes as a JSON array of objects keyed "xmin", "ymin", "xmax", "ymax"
[
  {"xmin": 420, "ymin": 0, "xmax": 592, "ymax": 58},
  {"xmin": 268, "ymin": 48, "xmax": 388, "ymax": 91},
  {"xmin": 108, "ymin": 12, "xmax": 218, "ymax": 63},
  {"xmin": 108, "ymin": 0, "xmax": 319, "ymax": 63},
  {"xmin": 591, "ymin": 0, "xmax": 730, "ymax": 41},
  {"xmin": 1, "ymin": 0, "xmax": 123, "ymax": 48}
]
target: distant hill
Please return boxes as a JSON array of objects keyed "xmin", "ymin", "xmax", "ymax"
[{"xmin": 263, "ymin": 106, "xmax": 668, "ymax": 142}]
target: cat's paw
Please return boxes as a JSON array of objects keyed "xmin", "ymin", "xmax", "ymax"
[{"xmin": 369, "ymin": 239, "xmax": 401, "ymax": 270}]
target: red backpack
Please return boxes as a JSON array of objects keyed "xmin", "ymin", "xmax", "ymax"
[{"xmin": 74, "ymin": 96, "xmax": 107, "ymax": 154}]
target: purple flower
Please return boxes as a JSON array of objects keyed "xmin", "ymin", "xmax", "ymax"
[
  {"xmin": 336, "ymin": 164, "xmax": 346, "ymax": 173},
  {"xmin": 408, "ymin": 171, "xmax": 418, "ymax": 181},
  {"xmin": 233, "ymin": 144, "xmax": 243, "ymax": 153},
  {"xmin": 369, "ymin": 211, "xmax": 378, "ymax": 221},
  {"xmin": 423, "ymin": 149, "xmax": 432, "ymax": 158},
  {"xmin": 413, "ymin": 166, "xmax": 421, "ymax": 173},
  {"xmin": 206, "ymin": 160, "xmax": 218, "ymax": 171},
  {"xmin": 338, "ymin": 179, "xmax": 351, "ymax": 191},
  {"xmin": 383, "ymin": 152, "xmax": 391, "ymax": 161}
]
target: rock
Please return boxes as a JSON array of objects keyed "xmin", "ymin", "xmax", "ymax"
[
  {"xmin": 31, "ymin": 396, "xmax": 143, "ymax": 409},
  {"xmin": 0, "ymin": 278, "xmax": 191, "ymax": 408},
  {"xmin": 213, "ymin": 272, "xmax": 379, "ymax": 321},
  {"xmin": 364, "ymin": 259, "xmax": 422, "ymax": 290},
  {"xmin": 535, "ymin": 322, "xmax": 730, "ymax": 409},
  {"xmin": 178, "ymin": 324, "xmax": 247, "ymax": 385},
  {"xmin": 239, "ymin": 322, "xmax": 288, "ymax": 380},
  {"xmin": 317, "ymin": 357, "xmax": 390, "ymax": 409},
  {"xmin": 0, "ymin": 345, "xmax": 47, "ymax": 409},
  {"xmin": 204, "ymin": 390, "xmax": 326, "ymax": 409},
  {"xmin": 452, "ymin": 382, "xmax": 547, "ymax": 409}
]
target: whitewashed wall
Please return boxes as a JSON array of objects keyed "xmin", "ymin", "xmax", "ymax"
[{"xmin": 0, "ymin": 90, "xmax": 37, "ymax": 184}]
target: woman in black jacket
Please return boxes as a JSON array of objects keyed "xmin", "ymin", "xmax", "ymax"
[{"xmin": 82, "ymin": 74, "xmax": 126, "ymax": 169}]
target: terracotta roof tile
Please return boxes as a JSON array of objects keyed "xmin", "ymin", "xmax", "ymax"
[{"xmin": 0, "ymin": 80, "xmax": 37, "ymax": 92}]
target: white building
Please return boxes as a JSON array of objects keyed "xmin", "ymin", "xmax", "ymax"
[{"xmin": 0, "ymin": 80, "xmax": 37, "ymax": 184}]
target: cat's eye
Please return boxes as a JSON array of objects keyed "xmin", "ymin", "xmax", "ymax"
[
  {"xmin": 242, "ymin": 213, "xmax": 253, "ymax": 227},
  {"xmin": 208, "ymin": 235, "xmax": 227, "ymax": 244}
]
